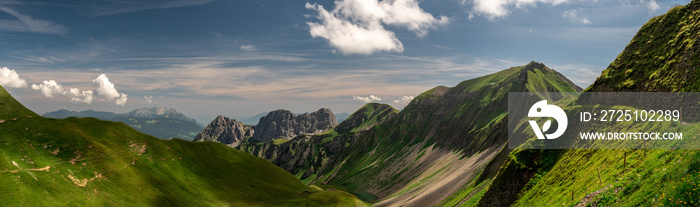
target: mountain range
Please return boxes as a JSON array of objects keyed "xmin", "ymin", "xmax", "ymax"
[
  {"xmin": 194, "ymin": 108, "xmax": 338, "ymax": 147},
  {"xmin": 189, "ymin": 2, "xmax": 700, "ymax": 205},
  {"xmin": 3, "ymin": 1, "xmax": 700, "ymax": 206},
  {"xmin": 237, "ymin": 112, "xmax": 351, "ymax": 126},
  {"xmin": 42, "ymin": 107, "xmax": 203, "ymax": 141}
]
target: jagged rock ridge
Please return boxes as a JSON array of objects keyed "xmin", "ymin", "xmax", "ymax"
[
  {"xmin": 250, "ymin": 108, "xmax": 337, "ymax": 142},
  {"xmin": 193, "ymin": 115, "xmax": 253, "ymax": 147}
]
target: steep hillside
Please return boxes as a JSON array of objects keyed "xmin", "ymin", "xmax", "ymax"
[
  {"xmin": 239, "ymin": 103, "xmax": 398, "ymax": 186},
  {"xmin": 587, "ymin": 2, "xmax": 700, "ymax": 92},
  {"xmin": 483, "ymin": 2, "xmax": 700, "ymax": 206},
  {"xmin": 43, "ymin": 107, "xmax": 203, "ymax": 141},
  {"xmin": 193, "ymin": 115, "xmax": 253, "ymax": 147},
  {"xmin": 314, "ymin": 62, "xmax": 580, "ymax": 206},
  {"xmin": 0, "ymin": 85, "xmax": 366, "ymax": 206}
]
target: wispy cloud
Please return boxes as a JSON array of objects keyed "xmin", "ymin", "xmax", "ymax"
[
  {"xmin": 646, "ymin": 0, "xmax": 660, "ymax": 12},
  {"xmin": 240, "ymin": 44, "xmax": 259, "ymax": 52},
  {"xmin": 91, "ymin": 0, "xmax": 218, "ymax": 16},
  {"xmin": 466, "ymin": 0, "xmax": 569, "ymax": 20},
  {"xmin": 305, "ymin": 0, "xmax": 449, "ymax": 55},
  {"xmin": 0, "ymin": 5, "xmax": 68, "ymax": 34},
  {"xmin": 144, "ymin": 95, "xmax": 153, "ymax": 104},
  {"xmin": 0, "ymin": 67, "xmax": 28, "ymax": 88}
]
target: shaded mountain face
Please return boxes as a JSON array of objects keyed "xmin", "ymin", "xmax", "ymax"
[
  {"xmin": 0, "ymin": 85, "xmax": 367, "ymax": 206},
  {"xmin": 311, "ymin": 62, "xmax": 581, "ymax": 206},
  {"xmin": 238, "ymin": 103, "xmax": 398, "ymax": 183},
  {"xmin": 335, "ymin": 112, "xmax": 351, "ymax": 123},
  {"xmin": 250, "ymin": 108, "xmax": 338, "ymax": 142},
  {"xmin": 195, "ymin": 108, "xmax": 338, "ymax": 147},
  {"xmin": 42, "ymin": 107, "xmax": 203, "ymax": 140},
  {"xmin": 193, "ymin": 115, "xmax": 253, "ymax": 147},
  {"xmin": 484, "ymin": 2, "xmax": 700, "ymax": 207}
]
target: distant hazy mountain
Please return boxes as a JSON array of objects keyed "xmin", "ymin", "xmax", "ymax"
[
  {"xmin": 335, "ymin": 112, "xmax": 351, "ymax": 123},
  {"xmin": 43, "ymin": 109, "xmax": 118, "ymax": 120},
  {"xmin": 237, "ymin": 112, "xmax": 267, "ymax": 125},
  {"xmin": 42, "ymin": 107, "xmax": 203, "ymax": 140}
]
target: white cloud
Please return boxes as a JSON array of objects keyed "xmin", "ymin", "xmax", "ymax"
[
  {"xmin": 31, "ymin": 80, "xmax": 65, "ymax": 97},
  {"xmin": 0, "ymin": 6, "xmax": 68, "ymax": 34},
  {"xmin": 470, "ymin": 0, "xmax": 569, "ymax": 20},
  {"xmin": 69, "ymin": 88, "xmax": 94, "ymax": 104},
  {"xmin": 582, "ymin": 18, "xmax": 591, "ymax": 24},
  {"xmin": 115, "ymin": 93, "xmax": 128, "ymax": 106},
  {"xmin": 145, "ymin": 95, "xmax": 153, "ymax": 104},
  {"xmin": 353, "ymin": 95, "xmax": 382, "ymax": 103},
  {"xmin": 0, "ymin": 67, "xmax": 28, "ymax": 88},
  {"xmin": 563, "ymin": 9, "xmax": 591, "ymax": 25},
  {"xmin": 93, "ymin": 74, "xmax": 128, "ymax": 106},
  {"xmin": 240, "ymin": 44, "xmax": 258, "ymax": 51},
  {"xmin": 646, "ymin": 0, "xmax": 659, "ymax": 12},
  {"xmin": 31, "ymin": 74, "xmax": 127, "ymax": 106},
  {"xmin": 305, "ymin": 0, "xmax": 448, "ymax": 55},
  {"xmin": 392, "ymin": 95, "xmax": 414, "ymax": 105}
]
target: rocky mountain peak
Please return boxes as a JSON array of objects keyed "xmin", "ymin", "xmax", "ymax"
[
  {"xmin": 250, "ymin": 108, "xmax": 337, "ymax": 142},
  {"xmin": 194, "ymin": 115, "xmax": 253, "ymax": 147},
  {"xmin": 125, "ymin": 106, "xmax": 195, "ymax": 122}
]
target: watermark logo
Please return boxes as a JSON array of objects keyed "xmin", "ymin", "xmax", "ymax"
[{"xmin": 528, "ymin": 100, "xmax": 568, "ymax": 139}]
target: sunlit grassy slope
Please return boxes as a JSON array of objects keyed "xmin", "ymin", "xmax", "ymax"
[
  {"xmin": 480, "ymin": 1, "xmax": 700, "ymax": 206},
  {"xmin": 0, "ymin": 85, "xmax": 366, "ymax": 206}
]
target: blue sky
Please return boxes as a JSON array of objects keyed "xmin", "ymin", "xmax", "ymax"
[{"xmin": 0, "ymin": 0, "xmax": 690, "ymax": 123}]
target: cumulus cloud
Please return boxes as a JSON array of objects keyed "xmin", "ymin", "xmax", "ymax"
[
  {"xmin": 468, "ymin": 0, "xmax": 569, "ymax": 20},
  {"xmin": 31, "ymin": 74, "xmax": 127, "ymax": 106},
  {"xmin": 392, "ymin": 95, "xmax": 414, "ymax": 105},
  {"xmin": 0, "ymin": 67, "xmax": 28, "ymax": 88},
  {"xmin": 31, "ymin": 80, "xmax": 66, "ymax": 97},
  {"xmin": 305, "ymin": 0, "xmax": 449, "ymax": 55},
  {"xmin": 353, "ymin": 95, "xmax": 382, "ymax": 103},
  {"xmin": 646, "ymin": 0, "xmax": 659, "ymax": 12},
  {"xmin": 144, "ymin": 95, "xmax": 153, "ymax": 104},
  {"xmin": 240, "ymin": 44, "xmax": 258, "ymax": 51},
  {"xmin": 93, "ymin": 74, "xmax": 128, "ymax": 106},
  {"xmin": 69, "ymin": 88, "xmax": 94, "ymax": 104}
]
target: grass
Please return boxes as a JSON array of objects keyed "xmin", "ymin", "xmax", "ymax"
[
  {"xmin": 0, "ymin": 85, "xmax": 367, "ymax": 206},
  {"xmin": 316, "ymin": 61, "xmax": 581, "ymax": 206}
]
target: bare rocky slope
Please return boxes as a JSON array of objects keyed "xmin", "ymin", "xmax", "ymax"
[
  {"xmin": 251, "ymin": 108, "xmax": 338, "ymax": 142},
  {"xmin": 193, "ymin": 115, "xmax": 253, "ymax": 147},
  {"xmin": 195, "ymin": 108, "xmax": 338, "ymax": 146}
]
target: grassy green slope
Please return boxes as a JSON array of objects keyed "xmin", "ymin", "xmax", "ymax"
[
  {"xmin": 317, "ymin": 62, "xmax": 580, "ymax": 206},
  {"xmin": 486, "ymin": 2, "xmax": 700, "ymax": 206},
  {"xmin": 238, "ymin": 103, "xmax": 398, "ymax": 187},
  {"xmin": 0, "ymin": 85, "xmax": 365, "ymax": 206},
  {"xmin": 587, "ymin": 1, "xmax": 700, "ymax": 92}
]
